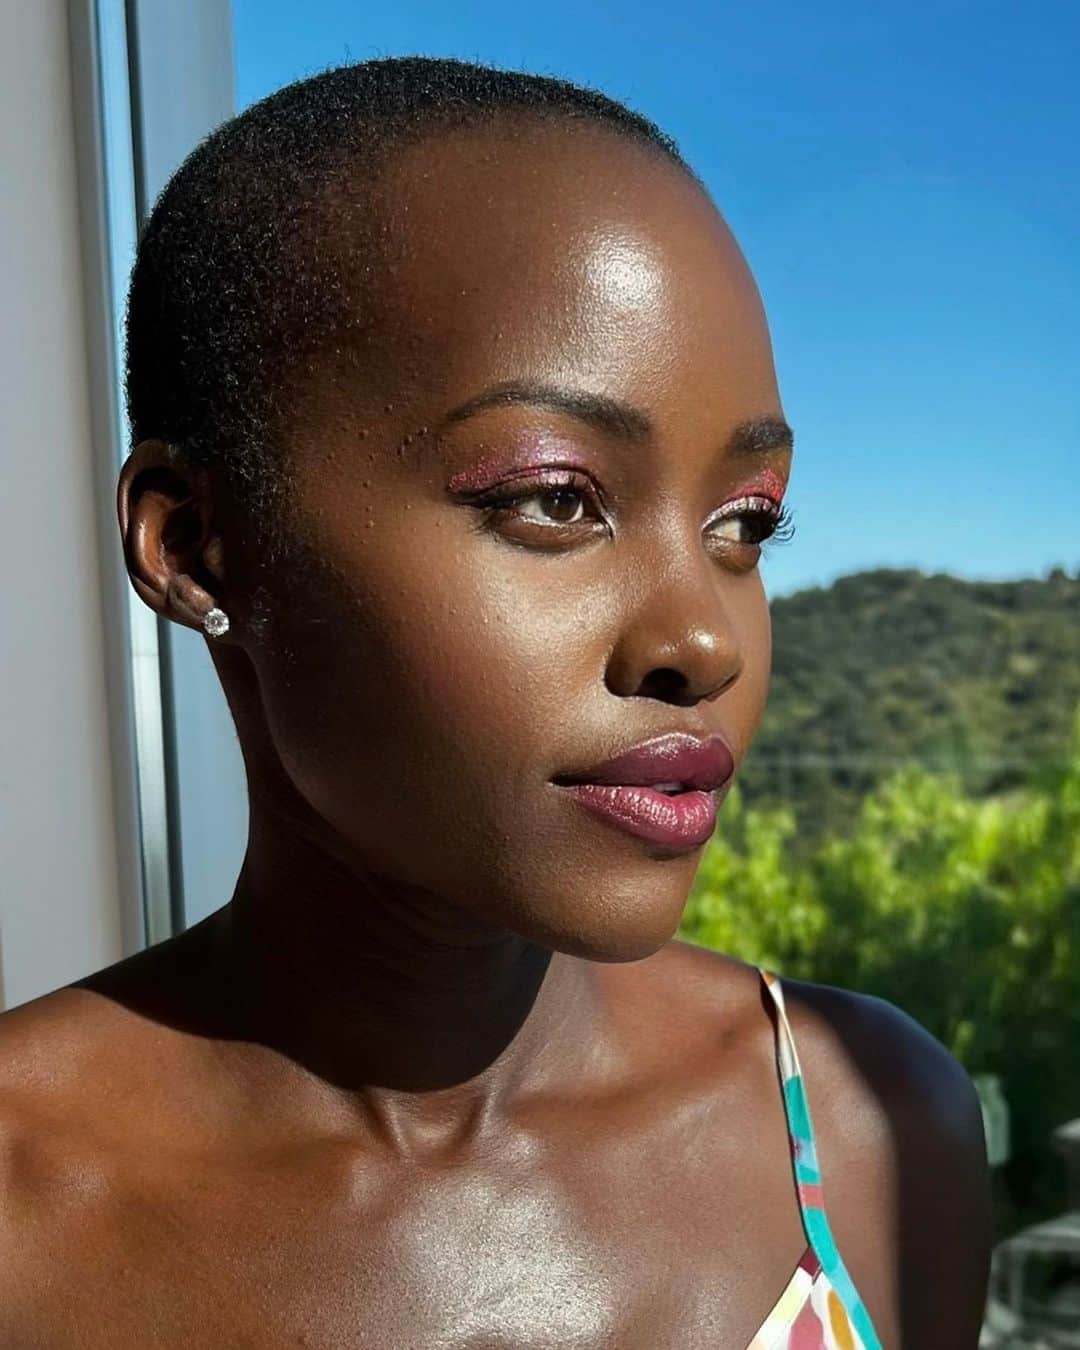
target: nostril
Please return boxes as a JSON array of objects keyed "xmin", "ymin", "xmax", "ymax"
[
  {"xmin": 638, "ymin": 667, "xmax": 693, "ymax": 703},
  {"xmin": 637, "ymin": 664, "xmax": 702, "ymax": 707}
]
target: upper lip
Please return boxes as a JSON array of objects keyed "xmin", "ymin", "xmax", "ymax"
[{"xmin": 552, "ymin": 731, "xmax": 736, "ymax": 792}]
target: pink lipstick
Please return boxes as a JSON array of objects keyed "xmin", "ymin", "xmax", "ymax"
[{"xmin": 552, "ymin": 731, "xmax": 735, "ymax": 849}]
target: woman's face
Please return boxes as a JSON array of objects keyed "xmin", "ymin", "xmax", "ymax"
[{"xmin": 240, "ymin": 120, "xmax": 791, "ymax": 962}]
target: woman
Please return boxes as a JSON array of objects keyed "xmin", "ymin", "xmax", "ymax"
[{"xmin": 0, "ymin": 57, "xmax": 989, "ymax": 1347}]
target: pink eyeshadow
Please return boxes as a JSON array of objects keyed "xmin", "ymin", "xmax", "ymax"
[
  {"xmin": 731, "ymin": 465, "xmax": 787, "ymax": 503},
  {"xmin": 447, "ymin": 445, "xmax": 590, "ymax": 493},
  {"xmin": 447, "ymin": 448, "xmax": 788, "ymax": 501}
]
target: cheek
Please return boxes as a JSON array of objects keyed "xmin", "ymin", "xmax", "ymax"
[{"xmin": 247, "ymin": 522, "xmax": 602, "ymax": 864}]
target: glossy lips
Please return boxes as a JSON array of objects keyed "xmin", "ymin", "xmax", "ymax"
[{"xmin": 552, "ymin": 732, "xmax": 735, "ymax": 848}]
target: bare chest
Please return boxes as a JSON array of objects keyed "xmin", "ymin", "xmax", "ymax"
[{"xmin": 1, "ymin": 1129, "xmax": 809, "ymax": 1349}]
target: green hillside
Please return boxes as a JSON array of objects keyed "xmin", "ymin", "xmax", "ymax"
[{"xmin": 742, "ymin": 566, "xmax": 1080, "ymax": 846}]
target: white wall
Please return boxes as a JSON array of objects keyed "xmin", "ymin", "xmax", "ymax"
[{"xmin": 0, "ymin": 0, "xmax": 127, "ymax": 1006}]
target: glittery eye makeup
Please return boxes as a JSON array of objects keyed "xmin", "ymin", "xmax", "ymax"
[
  {"xmin": 446, "ymin": 445, "xmax": 590, "ymax": 495},
  {"xmin": 725, "ymin": 465, "xmax": 787, "ymax": 506},
  {"xmin": 702, "ymin": 466, "xmax": 792, "ymax": 549},
  {"xmin": 445, "ymin": 440, "xmax": 793, "ymax": 554}
]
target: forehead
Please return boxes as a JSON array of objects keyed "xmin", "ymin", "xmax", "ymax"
[{"xmin": 335, "ymin": 118, "xmax": 780, "ymax": 426}]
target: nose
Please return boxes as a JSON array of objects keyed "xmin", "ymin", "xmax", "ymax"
[{"xmin": 604, "ymin": 553, "xmax": 744, "ymax": 707}]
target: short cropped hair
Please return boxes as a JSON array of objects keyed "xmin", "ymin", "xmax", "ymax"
[{"xmin": 123, "ymin": 55, "xmax": 694, "ymax": 547}]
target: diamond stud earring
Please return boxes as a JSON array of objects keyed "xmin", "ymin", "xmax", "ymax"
[{"xmin": 202, "ymin": 606, "xmax": 230, "ymax": 637}]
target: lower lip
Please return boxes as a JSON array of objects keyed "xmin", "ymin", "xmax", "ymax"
[{"xmin": 557, "ymin": 783, "xmax": 720, "ymax": 848}]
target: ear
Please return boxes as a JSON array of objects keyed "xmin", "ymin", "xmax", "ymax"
[{"xmin": 117, "ymin": 439, "xmax": 231, "ymax": 637}]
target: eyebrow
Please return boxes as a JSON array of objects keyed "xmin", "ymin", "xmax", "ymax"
[{"xmin": 442, "ymin": 380, "xmax": 793, "ymax": 456}]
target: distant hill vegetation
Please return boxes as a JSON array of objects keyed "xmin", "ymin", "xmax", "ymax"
[{"xmin": 742, "ymin": 566, "xmax": 1080, "ymax": 847}]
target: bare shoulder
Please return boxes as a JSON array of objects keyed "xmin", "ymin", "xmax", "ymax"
[
  {"xmin": 0, "ymin": 951, "xmax": 206, "ymax": 1227},
  {"xmin": 0, "ymin": 946, "xmax": 188, "ymax": 1111},
  {"xmin": 779, "ymin": 973, "xmax": 992, "ymax": 1348},
  {"xmin": 658, "ymin": 942, "xmax": 985, "ymax": 1143},
  {"xmin": 0, "ymin": 979, "xmax": 149, "ymax": 1190},
  {"xmin": 778, "ymin": 973, "xmax": 986, "ymax": 1146},
  {"xmin": 0, "ymin": 989, "xmax": 120, "ymax": 1297}
]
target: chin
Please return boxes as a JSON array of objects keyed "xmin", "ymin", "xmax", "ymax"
[
  {"xmin": 510, "ymin": 872, "xmax": 693, "ymax": 964},
  {"xmin": 562, "ymin": 931, "xmax": 674, "ymax": 964}
]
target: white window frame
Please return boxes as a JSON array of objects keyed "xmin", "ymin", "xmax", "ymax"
[{"xmin": 73, "ymin": 0, "xmax": 240, "ymax": 946}]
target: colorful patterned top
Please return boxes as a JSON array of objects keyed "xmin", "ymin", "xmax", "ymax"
[{"xmin": 745, "ymin": 967, "xmax": 884, "ymax": 1350}]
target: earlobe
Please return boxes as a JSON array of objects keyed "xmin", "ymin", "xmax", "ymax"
[{"xmin": 116, "ymin": 439, "xmax": 231, "ymax": 636}]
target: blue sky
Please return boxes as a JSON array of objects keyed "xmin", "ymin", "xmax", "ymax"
[{"xmin": 232, "ymin": 0, "xmax": 1078, "ymax": 597}]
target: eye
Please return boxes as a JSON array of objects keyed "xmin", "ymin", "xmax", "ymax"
[
  {"xmin": 467, "ymin": 470, "xmax": 609, "ymax": 542},
  {"xmin": 515, "ymin": 484, "xmax": 589, "ymax": 526},
  {"xmin": 705, "ymin": 495, "xmax": 794, "ymax": 549}
]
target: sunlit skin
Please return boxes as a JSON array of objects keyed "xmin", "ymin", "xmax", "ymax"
[{"xmin": 0, "ymin": 120, "xmax": 989, "ymax": 1347}]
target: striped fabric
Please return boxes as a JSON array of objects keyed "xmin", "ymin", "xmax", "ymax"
[{"xmin": 745, "ymin": 968, "xmax": 884, "ymax": 1350}]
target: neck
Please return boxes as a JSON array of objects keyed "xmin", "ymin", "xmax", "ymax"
[{"xmin": 198, "ymin": 796, "xmax": 606, "ymax": 1151}]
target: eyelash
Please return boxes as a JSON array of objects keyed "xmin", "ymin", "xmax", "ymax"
[{"xmin": 467, "ymin": 470, "xmax": 796, "ymax": 551}]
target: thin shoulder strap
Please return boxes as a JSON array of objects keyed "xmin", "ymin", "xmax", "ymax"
[{"xmin": 758, "ymin": 966, "xmax": 884, "ymax": 1350}]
